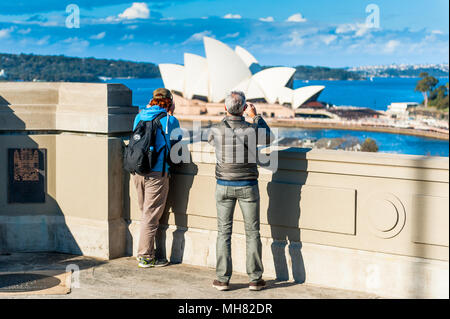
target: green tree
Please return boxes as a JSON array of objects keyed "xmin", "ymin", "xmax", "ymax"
[
  {"xmin": 0, "ymin": 53, "xmax": 161, "ymax": 82},
  {"xmin": 361, "ymin": 138, "xmax": 379, "ymax": 152},
  {"xmin": 415, "ymin": 72, "xmax": 439, "ymax": 107},
  {"xmin": 428, "ymin": 83, "xmax": 449, "ymax": 110}
]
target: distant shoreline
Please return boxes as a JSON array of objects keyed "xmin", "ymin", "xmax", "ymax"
[
  {"xmin": 178, "ymin": 116, "xmax": 449, "ymax": 141},
  {"xmin": 2, "ymin": 52, "xmax": 448, "ymax": 82}
]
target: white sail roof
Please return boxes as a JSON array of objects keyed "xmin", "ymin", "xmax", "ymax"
[
  {"xmin": 203, "ymin": 36, "xmax": 252, "ymax": 103},
  {"xmin": 235, "ymin": 46, "xmax": 258, "ymax": 67},
  {"xmin": 232, "ymin": 78, "xmax": 250, "ymax": 92},
  {"xmin": 293, "ymin": 85, "xmax": 325, "ymax": 108},
  {"xmin": 252, "ymin": 67, "xmax": 296, "ymax": 104},
  {"xmin": 277, "ymin": 87, "xmax": 294, "ymax": 105},
  {"xmin": 235, "ymin": 46, "xmax": 261, "ymax": 74},
  {"xmin": 184, "ymin": 53, "xmax": 209, "ymax": 99},
  {"xmin": 232, "ymin": 78, "xmax": 266, "ymax": 100},
  {"xmin": 158, "ymin": 37, "xmax": 325, "ymax": 107},
  {"xmin": 159, "ymin": 64, "xmax": 185, "ymax": 94},
  {"xmin": 246, "ymin": 79, "xmax": 266, "ymax": 100}
]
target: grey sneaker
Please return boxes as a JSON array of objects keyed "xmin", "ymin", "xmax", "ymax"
[
  {"xmin": 212, "ymin": 280, "xmax": 230, "ymax": 291},
  {"xmin": 153, "ymin": 258, "xmax": 170, "ymax": 267},
  {"xmin": 249, "ymin": 279, "xmax": 266, "ymax": 291}
]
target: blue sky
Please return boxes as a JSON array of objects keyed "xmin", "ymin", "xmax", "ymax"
[{"xmin": 0, "ymin": 0, "xmax": 448, "ymax": 67}]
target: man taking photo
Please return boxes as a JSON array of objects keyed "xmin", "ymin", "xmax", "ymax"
[{"xmin": 208, "ymin": 90, "xmax": 274, "ymax": 291}]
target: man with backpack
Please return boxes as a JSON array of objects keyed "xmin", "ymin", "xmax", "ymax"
[
  {"xmin": 207, "ymin": 91, "xmax": 274, "ymax": 291},
  {"xmin": 126, "ymin": 88, "xmax": 181, "ymax": 268}
]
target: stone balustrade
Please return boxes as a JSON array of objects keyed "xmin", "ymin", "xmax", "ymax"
[{"xmin": 0, "ymin": 82, "xmax": 448, "ymax": 298}]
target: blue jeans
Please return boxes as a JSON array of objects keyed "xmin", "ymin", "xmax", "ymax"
[{"xmin": 215, "ymin": 183, "xmax": 264, "ymax": 283}]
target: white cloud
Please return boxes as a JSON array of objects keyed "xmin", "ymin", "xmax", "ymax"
[
  {"xmin": 259, "ymin": 16, "xmax": 274, "ymax": 22},
  {"xmin": 104, "ymin": 16, "xmax": 117, "ymax": 22},
  {"xmin": 0, "ymin": 27, "xmax": 14, "ymax": 39},
  {"xmin": 17, "ymin": 28, "xmax": 31, "ymax": 35},
  {"xmin": 105, "ymin": 2, "xmax": 150, "ymax": 22},
  {"xmin": 41, "ymin": 21, "xmax": 58, "ymax": 27},
  {"xmin": 183, "ymin": 30, "xmax": 214, "ymax": 44},
  {"xmin": 90, "ymin": 32, "xmax": 106, "ymax": 40},
  {"xmin": 36, "ymin": 35, "xmax": 50, "ymax": 46},
  {"xmin": 62, "ymin": 37, "xmax": 81, "ymax": 43},
  {"xmin": 223, "ymin": 13, "xmax": 241, "ymax": 19},
  {"xmin": 384, "ymin": 40, "xmax": 400, "ymax": 53},
  {"xmin": 336, "ymin": 23, "xmax": 360, "ymax": 34},
  {"xmin": 224, "ymin": 32, "xmax": 240, "ymax": 38},
  {"xmin": 2, "ymin": 12, "xmax": 442, "ymax": 65},
  {"xmin": 354, "ymin": 26, "xmax": 370, "ymax": 37},
  {"xmin": 63, "ymin": 37, "xmax": 90, "ymax": 53},
  {"xmin": 284, "ymin": 31, "xmax": 304, "ymax": 47},
  {"xmin": 118, "ymin": 2, "xmax": 150, "ymax": 20},
  {"xmin": 423, "ymin": 34, "xmax": 437, "ymax": 42},
  {"xmin": 336, "ymin": 23, "xmax": 370, "ymax": 37},
  {"xmin": 322, "ymin": 34, "xmax": 337, "ymax": 45},
  {"xmin": 11, "ymin": 17, "xmax": 59, "ymax": 27},
  {"xmin": 287, "ymin": 13, "xmax": 307, "ymax": 23},
  {"xmin": 121, "ymin": 34, "xmax": 134, "ymax": 40}
]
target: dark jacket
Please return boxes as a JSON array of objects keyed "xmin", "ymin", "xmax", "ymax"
[{"xmin": 207, "ymin": 115, "xmax": 274, "ymax": 181}]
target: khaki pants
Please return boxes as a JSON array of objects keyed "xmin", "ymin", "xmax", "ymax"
[{"xmin": 133, "ymin": 172, "xmax": 169, "ymax": 259}]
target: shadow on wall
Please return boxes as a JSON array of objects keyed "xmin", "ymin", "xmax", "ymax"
[
  {"xmin": 122, "ymin": 151, "xmax": 133, "ymax": 255},
  {"xmin": 0, "ymin": 98, "xmax": 81, "ymax": 257},
  {"xmin": 0, "ymin": 96, "xmax": 10, "ymax": 107},
  {"xmin": 156, "ymin": 159, "xmax": 198, "ymax": 263},
  {"xmin": 266, "ymin": 148, "xmax": 310, "ymax": 283}
]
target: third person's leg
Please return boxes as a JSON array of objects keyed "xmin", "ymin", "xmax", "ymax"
[
  {"xmin": 137, "ymin": 172, "xmax": 169, "ymax": 263},
  {"xmin": 237, "ymin": 184, "xmax": 263, "ymax": 283},
  {"xmin": 215, "ymin": 184, "xmax": 237, "ymax": 283}
]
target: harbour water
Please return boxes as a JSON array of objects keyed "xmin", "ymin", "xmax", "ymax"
[
  {"xmin": 274, "ymin": 127, "xmax": 448, "ymax": 157},
  {"xmin": 104, "ymin": 77, "xmax": 449, "ymax": 157},
  {"xmin": 294, "ymin": 77, "xmax": 449, "ymax": 110}
]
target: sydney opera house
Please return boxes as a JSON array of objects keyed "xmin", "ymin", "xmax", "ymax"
[{"xmin": 159, "ymin": 36, "xmax": 325, "ymax": 110}]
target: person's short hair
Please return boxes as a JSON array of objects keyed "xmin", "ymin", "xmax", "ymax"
[{"xmin": 224, "ymin": 91, "xmax": 246, "ymax": 115}]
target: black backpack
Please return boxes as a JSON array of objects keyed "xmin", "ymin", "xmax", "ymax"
[{"xmin": 123, "ymin": 112, "xmax": 168, "ymax": 176}]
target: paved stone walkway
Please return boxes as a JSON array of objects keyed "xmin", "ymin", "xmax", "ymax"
[{"xmin": 0, "ymin": 253, "xmax": 380, "ymax": 299}]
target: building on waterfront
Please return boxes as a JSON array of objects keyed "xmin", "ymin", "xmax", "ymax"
[
  {"xmin": 386, "ymin": 102, "xmax": 419, "ymax": 118},
  {"xmin": 159, "ymin": 37, "xmax": 325, "ymax": 109}
]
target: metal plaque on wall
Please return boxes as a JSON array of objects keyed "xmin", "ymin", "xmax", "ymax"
[{"xmin": 8, "ymin": 148, "xmax": 46, "ymax": 203}]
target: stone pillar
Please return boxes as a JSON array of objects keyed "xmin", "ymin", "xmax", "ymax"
[{"xmin": 0, "ymin": 82, "xmax": 138, "ymax": 259}]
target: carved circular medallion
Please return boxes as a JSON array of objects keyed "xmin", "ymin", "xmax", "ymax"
[{"xmin": 364, "ymin": 193, "xmax": 406, "ymax": 239}]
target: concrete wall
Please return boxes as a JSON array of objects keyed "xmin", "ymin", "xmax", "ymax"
[
  {"xmin": 1, "ymin": 82, "xmax": 448, "ymax": 298},
  {"xmin": 126, "ymin": 143, "xmax": 449, "ymax": 299},
  {"xmin": 0, "ymin": 82, "xmax": 137, "ymax": 259}
]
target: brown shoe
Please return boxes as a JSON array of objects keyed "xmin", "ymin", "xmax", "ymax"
[
  {"xmin": 212, "ymin": 280, "xmax": 230, "ymax": 291},
  {"xmin": 249, "ymin": 279, "xmax": 266, "ymax": 291}
]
